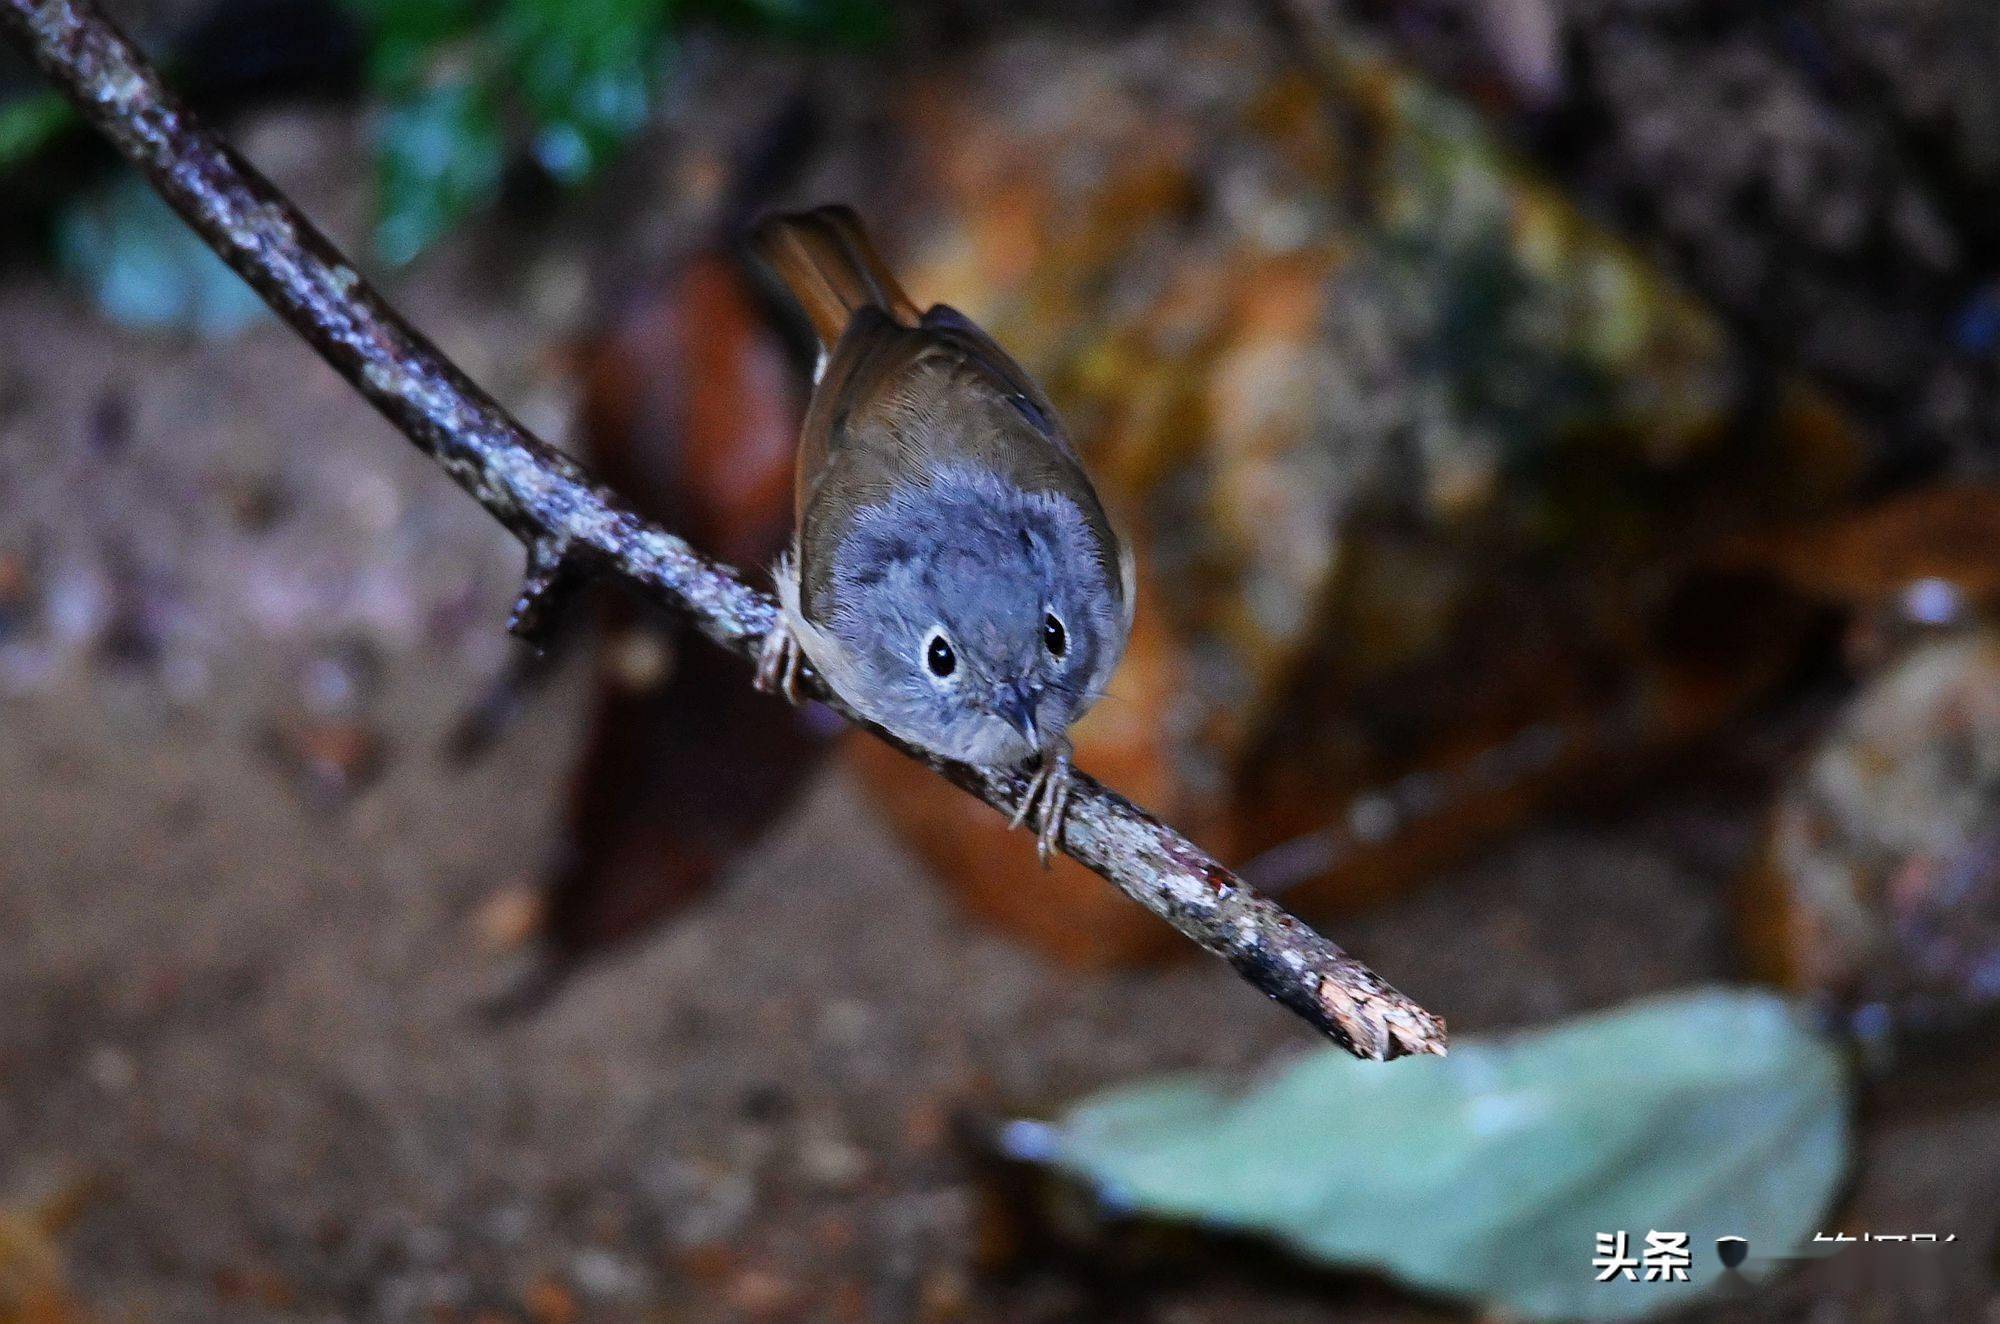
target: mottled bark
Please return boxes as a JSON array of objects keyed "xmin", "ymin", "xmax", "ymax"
[{"xmin": 0, "ymin": 0, "xmax": 1445, "ymax": 1059}]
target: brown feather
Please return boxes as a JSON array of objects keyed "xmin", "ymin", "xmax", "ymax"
[{"xmin": 750, "ymin": 205, "xmax": 921, "ymax": 346}]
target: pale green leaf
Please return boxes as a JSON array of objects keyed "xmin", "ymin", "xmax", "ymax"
[{"xmin": 1041, "ymin": 987, "xmax": 1851, "ymax": 1322}]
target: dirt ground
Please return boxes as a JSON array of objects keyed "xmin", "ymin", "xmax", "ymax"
[{"xmin": 5, "ymin": 13, "xmax": 2000, "ymax": 1324}]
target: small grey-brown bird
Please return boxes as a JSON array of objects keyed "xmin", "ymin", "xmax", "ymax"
[{"xmin": 750, "ymin": 205, "xmax": 1134, "ymax": 862}]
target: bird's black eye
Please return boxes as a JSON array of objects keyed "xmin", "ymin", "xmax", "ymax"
[
  {"xmin": 1042, "ymin": 613, "xmax": 1067, "ymax": 658},
  {"xmin": 925, "ymin": 634, "xmax": 956, "ymax": 678}
]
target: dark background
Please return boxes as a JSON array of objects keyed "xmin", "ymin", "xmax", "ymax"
[{"xmin": 3, "ymin": 1, "xmax": 1999, "ymax": 1319}]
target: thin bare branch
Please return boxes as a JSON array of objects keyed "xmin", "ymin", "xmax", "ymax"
[{"xmin": 1, "ymin": 0, "xmax": 1445, "ymax": 1059}]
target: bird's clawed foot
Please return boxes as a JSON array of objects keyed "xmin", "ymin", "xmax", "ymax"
[
  {"xmin": 755, "ymin": 617, "xmax": 803, "ymax": 702},
  {"xmin": 1009, "ymin": 741, "xmax": 1075, "ymax": 867}
]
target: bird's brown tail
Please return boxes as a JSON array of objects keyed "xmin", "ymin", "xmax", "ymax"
[{"xmin": 750, "ymin": 205, "xmax": 920, "ymax": 347}]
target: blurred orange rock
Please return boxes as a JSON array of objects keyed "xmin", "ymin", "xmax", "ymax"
[
  {"xmin": 521, "ymin": 1276, "xmax": 579, "ymax": 1324},
  {"xmin": 0, "ymin": 1180, "xmax": 93, "ymax": 1324},
  {"xmin": 844, "ymin": 13, "xmax": 1866, "ymax": 964},
  {"xmin": 1722, "ymin": 485, "xmax": 2000, "ymax": 611},
  {"xmin": 724, "ymin": 1266, "xmax": 796, "ymax": 1317},
  {"xmin": 1718, "ymin": 483, "xmax": 2000, "ymax": 667}
]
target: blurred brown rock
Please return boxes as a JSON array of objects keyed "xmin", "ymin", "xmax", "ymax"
[
  {"xmin": 1718, "ymin": 483, "xmax": 2000, "ymax": 667},
  {"xmin": 1745, "ymin": 629, "xmax": 2000, "ymax": 1025},
  {"xmin": 530, "ymin": 247, "xmax": 827, "ymax": 972}
]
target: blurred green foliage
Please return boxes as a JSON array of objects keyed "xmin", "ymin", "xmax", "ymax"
[
  {"xmin": 0, "ymin": 0, "xmax": 887, "ymax": 282},
  {"xmin": 0, "ymin": 89, "xmax": 70, "ymax": 169},
  {"xmin": 346, "ymin": 0, "xmax": 889, "ymax": 264}
]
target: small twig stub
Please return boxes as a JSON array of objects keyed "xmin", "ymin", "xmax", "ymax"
[{"xmin": 507, "ymin": 539, "xmax": 583, "ymax": 648}]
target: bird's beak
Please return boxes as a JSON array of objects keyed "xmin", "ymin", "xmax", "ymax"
[{"xmin": 997, "ymin": 687, "xmax": 1039, "ymax": 750}]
